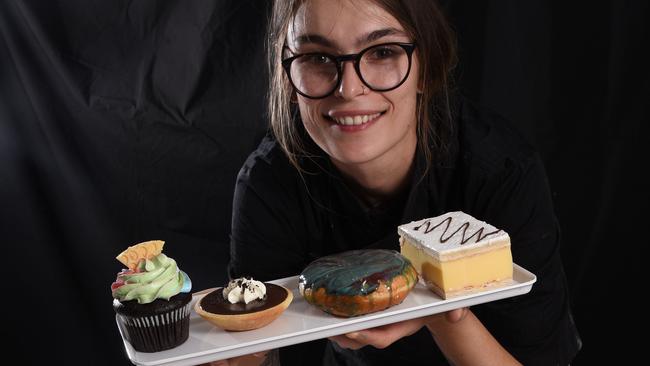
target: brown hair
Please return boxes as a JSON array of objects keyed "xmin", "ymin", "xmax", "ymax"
[{"xmin": 267, "ymin": 0, "xmax": 457, "ymax": 173}]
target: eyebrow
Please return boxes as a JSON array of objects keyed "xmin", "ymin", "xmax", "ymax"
[{"xmin": 293, "ymin": 27, "xmax": 408, "ymax": 49}]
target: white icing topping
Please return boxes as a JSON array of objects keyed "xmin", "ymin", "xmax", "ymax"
[
  {"xmin": 222, "ymin": 278, "xmax": 266, "ymax": 304},
  {"xmin": 398, "ymin": 211, "xmax": 510, "ymax": 260}
]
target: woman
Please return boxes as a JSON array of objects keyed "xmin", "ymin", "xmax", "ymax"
[{"xmin": 227, "ymin": 0, "xmax": 581, "ymax": 365}]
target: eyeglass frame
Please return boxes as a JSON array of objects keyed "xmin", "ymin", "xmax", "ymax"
[{"xmin": 281, "ymin": 42, "xmax": 417, "ymax": 99}]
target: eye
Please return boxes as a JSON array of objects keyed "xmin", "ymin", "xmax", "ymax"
[
  {"xmin": 375, "ymin": 48, "xmax": 395, "ymax": 58},
  {"xmin": 302, "ymin": 53, "xmax": 334, "ymax": 65},
  {"xmin": 365, "ymin": 45, "xmax": 403, "ymax": 61}
]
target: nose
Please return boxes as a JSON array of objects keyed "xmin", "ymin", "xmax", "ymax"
[{"xmin": 335, "ymin": 62, "xmax": 365, "ymax": 99}]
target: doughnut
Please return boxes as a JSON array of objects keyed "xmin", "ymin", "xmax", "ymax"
[{"xmin": 299, "ymin": 249, "xmax": 418, "ymax": 317}]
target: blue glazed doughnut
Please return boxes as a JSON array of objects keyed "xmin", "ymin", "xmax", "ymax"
[{"xmin": 298, "ymin": 249, "xmax": 418, "ymax": 317}]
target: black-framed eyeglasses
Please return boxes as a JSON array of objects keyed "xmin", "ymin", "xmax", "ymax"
[{"xmin": 282, "ymin": 42, "xmax": 416, "ymax": 99}]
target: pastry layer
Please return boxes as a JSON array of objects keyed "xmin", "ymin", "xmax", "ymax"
[
  {"xmin": 399, "ymin": 212, "xmax": 513, "ymax": 299},
  {"xmin": 400, "ymin": 237, "xmax": 512, "ymax": 298}
]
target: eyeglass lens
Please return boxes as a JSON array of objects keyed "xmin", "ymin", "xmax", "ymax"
[{"xmin": 288, "ymin": 43, "xmax": 411, "ymax": 98}]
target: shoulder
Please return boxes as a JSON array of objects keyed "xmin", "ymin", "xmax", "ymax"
[
  {"xmin": 443, "ymin": 96, "xmax": 553, "ymax": 232},
  {"xmin": 238, "ymin": 132, "xmax": 290, "ymax": 180},
  {"xmin": 454, "ymin": 96, "xmax": 540, "ymax": 177},
  {"xmin": 230, "ymin": 134, "xmax": 312, "ymax": 279},
  {"xmin": 236, "ymin": 133, "xmax": 298, "ymax": 193}
]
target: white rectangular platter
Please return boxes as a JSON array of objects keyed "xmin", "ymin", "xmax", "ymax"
[{"xmin": 120, "ymin": 263, "xmax": 536, "ymax": 366}]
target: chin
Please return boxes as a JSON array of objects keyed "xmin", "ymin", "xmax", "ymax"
[{"xmin": 331, "ymin": 149, "xmax": 380, "ymax": 166}]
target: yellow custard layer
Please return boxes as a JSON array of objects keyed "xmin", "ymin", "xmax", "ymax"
[{"xmin": 400, "ymin": 238, "xmax": 512, "ymax": 299}]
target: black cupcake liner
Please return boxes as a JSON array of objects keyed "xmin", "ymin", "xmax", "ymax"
[{"xmin": 116, "ymin": 302, "xmax": 192, "ymax": 353}]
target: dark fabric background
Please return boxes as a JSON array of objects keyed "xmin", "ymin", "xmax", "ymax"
[{"xmin": 1, "ymin": 1, "xmax": 647, "ymax": 364}]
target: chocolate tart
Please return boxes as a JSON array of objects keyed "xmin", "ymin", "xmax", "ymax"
[{"xmin": 194, "ymin": 283, "xmax": 293, "ymax": 331}]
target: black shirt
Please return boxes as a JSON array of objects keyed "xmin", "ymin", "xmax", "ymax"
[{"xmin": 229, "ymin": 97, "xmax": 581, "ymax": 365}]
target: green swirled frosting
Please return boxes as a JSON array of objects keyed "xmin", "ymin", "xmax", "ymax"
[{"xmin": 112, "ymin": 253, "xmax": 191, "ymax": 304}]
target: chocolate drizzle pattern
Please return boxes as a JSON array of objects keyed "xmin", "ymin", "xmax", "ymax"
[
  {"xmin": 299, "ymin": 249, "xmax": 413, "ymax": 296},
  {"xmin": 414, "ymin": 216, "xmax": 501, "ymax": 245}
]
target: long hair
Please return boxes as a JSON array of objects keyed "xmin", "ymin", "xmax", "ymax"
[{"xmin": 267, "ymin": 0, "xmax": 457, "ymax": 174}]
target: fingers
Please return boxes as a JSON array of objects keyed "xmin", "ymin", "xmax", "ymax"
[
  {"xmin": 340, "ymin": 328, "xmax": 398, "ymax": 349},
  {"xmin": 329, "ymin": 333, "xmax": 367, "ymax": 350},
  {"xmin": 426, "ymin": 307, "xmax": 472, "ymax": 336},
  {"xmin": 201, "ymin": 361, "xmax": 229, "ymax": 366},
  {"xmin": 202, "ymin": 351, "xmax": 268, "ymax": 366},
  {"xmin": 426, "ymin": 307, "xmax": 469, "ymax": 324},
  {"xmin": 331, "ymin": 309, "xmax": 469, "ymax": 351},
  {"xmin": 445, "ymin": 307, "xmax": 469, "ymax": 323},
  {"xmin": 330, "ymin": 318, "xmax": 426, "ymax": 350}
]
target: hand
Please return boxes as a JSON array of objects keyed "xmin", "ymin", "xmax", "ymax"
[
  {"xmin": 197, "ymin": 351, "xmax": 268, "ymax": 366},
  {"xmin": 330, "ymin": 308, "xmax": 469, "ymax": 350},
  {"xmin": 426, "ymin": 307, "xmax": 470, "ymax": 335}
]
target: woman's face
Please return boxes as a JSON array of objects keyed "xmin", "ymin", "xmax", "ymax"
[{"xmin": 287, "ymin": 0, "xmax": 419, "ymax": 170}]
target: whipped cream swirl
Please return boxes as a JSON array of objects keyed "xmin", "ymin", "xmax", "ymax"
[{"xmin": 223, "ymin": 278, "xmax": 266, "ymax": 304}]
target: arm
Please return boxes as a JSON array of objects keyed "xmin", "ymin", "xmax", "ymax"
[
  {"xmin": 426, "ymin": 309, "xmax": 520, "ymax": 366},
  {"xmin": 331, "ymin": 308, "xmax": 521, "ymax": 366},
  {"xmin": 331, "ymin": 149, "xmax": 575, "ymax": 363},
  {"xmin": 228, "ymin": 145, "xmax": 308, "ymax": 281},
  {"xmin": 226, "ymin": 142, "xmax": 328, "ymax": 365}
]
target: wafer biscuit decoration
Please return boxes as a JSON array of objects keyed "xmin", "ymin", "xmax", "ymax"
[{"xmin": 116, "ymin": 240, "xmax": 165, "ymax": 270}]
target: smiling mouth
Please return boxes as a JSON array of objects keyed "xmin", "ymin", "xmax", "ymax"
[{"xmin": 326, "ymin": 112, "xmax": 384, "ymax": 126}]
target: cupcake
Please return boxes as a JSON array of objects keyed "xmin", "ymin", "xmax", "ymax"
[{"xmin": 111, "ymin": 240, "xmax": 193, "ymax": 352}]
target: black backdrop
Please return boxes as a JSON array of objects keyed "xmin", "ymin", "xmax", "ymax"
[{"xmin": 1, "ymin": 1, "xmax": 647, "ymax": 365}]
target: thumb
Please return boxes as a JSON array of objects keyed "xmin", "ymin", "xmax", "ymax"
[{"xmin": 445, "ymin": 307, "xmax": 468, "ymax": 323}]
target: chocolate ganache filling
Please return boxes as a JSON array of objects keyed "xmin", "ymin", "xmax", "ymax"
[
  {"xmin": 299, "ymin": 249, "xmax": 413, "ymax": 296},
  {"xmin": 199, "ymin": 283, "xmax": 287, "ymax": 315}
]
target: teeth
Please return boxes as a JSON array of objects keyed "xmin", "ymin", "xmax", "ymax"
[{"xmin": 333, "ymin": 113, "xmax": 381, "ymax": 126}]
